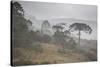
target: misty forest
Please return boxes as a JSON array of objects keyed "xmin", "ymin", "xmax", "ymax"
[{"xmin": 11, "ymin": 1, "xmax": 97, "ymax": 66}]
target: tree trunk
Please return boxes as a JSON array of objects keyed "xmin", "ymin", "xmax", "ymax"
[{"xmin": 78, "ymin": 30, "xmax": 81, "ymax": 46}]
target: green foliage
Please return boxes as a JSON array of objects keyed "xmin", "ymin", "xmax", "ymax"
[
  {"xmin": 12, "ymin": 1, "xmax": 24, "ymax": 16},
  {"xmin": 42, "ymin": 34, "xmax": 51, "ymax": 43},
  {"xmin": 32, "ymin": 43, "xmax": 43, "ymax": 53},
  {"xmin": 65, "ymin": 38, "xmax": 76, "ymax": 49},
  {"xmin": 12, "ymin": 2, "xmax": 33, "ymax": 47},
  {"xmin": 29, "ymin": 30, "xmax": 51, "ymax": 43},
  {"xmin": 53, "ymin": 31, "xmax": 66, "ymax": 44},
  {"xmin": 52, "ymin": 23, "xmax": 77, "ymax": 51}
]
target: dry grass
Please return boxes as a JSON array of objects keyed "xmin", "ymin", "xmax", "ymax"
[{"xmin": 12, "ymin": 43, "xmax": 94, "ymax": 66}]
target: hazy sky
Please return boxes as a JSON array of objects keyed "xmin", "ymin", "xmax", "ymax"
[
  {"xmin": 17, "ymin": 1, "xmax": 97, "ymax": 40},
  {"xmin": 19, "ymin": 1, "xmax": 97, "ymax": 21}
]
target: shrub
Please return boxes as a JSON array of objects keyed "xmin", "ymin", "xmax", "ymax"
[{"xmin": 32, "ymin": 43, "xmax": 43, "ymax": 53}]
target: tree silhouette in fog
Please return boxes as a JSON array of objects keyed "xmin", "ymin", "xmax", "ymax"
[
  {"xmin": 12, "ymin": 2, "xmax": 24, "ymax": 16},
  {"xmin": 12, "ymin": 1, "xmax": 32, "ymax": 47},
  {"xmin": 52, "ymin": 23, "xmax": 68, "ymax": 52},
  {"xmin": 69, "ymin": 23, "xmax": 92, "ymax": 46},
  {"xmin": 41, "ymin": 20, "xmax": 51, "ymax": 35}
]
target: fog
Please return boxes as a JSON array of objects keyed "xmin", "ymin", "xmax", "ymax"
[{"xmin": 19, "ymin": 1, "xmax": 97, "ymax": 40}]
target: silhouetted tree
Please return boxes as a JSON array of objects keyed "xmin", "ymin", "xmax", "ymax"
[
  {"xmin": 52, "ymin": 24, "xmax": 65, "ymax": 44},
  {"xmin": 12, "ymin": 1, "xmax": 33, "ymax": 47},
  {"xmin": 12, "ymin": 1, "xmax": 24, "ymax": 16},
  {"xmin": 41, "ymin": 20, "xmax": 51, "ymax": 35},
  {"xmin": 69, "ymin": 23, "xmax": 92, "ymax": 46},
  {"xmin": 52, "ymin": 25, "xmax": 64, "ymax": 32},
  {"xmin": 52, "ymin": 23, "xmax": 67, "ymax": 52}
]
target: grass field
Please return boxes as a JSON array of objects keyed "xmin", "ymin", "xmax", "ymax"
[{"xmin": 12, "ymin": 42, "xmax": 96, "ymax": 66}]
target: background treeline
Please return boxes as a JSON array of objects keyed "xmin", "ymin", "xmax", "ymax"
[{"xmin": 12, "ymin": 1, "xmax": 77, "ymax": 49}]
